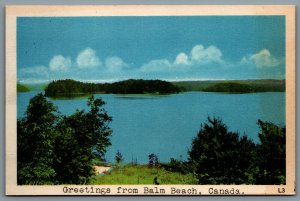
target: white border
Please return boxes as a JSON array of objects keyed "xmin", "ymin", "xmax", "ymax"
[{"xmin": 5, "ymin": 5, "xmax": 296, "ymax": 195}]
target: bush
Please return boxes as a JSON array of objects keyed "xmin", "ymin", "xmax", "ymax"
[{"xmin": 160, "ymin": 158, "xmax": 190, "ymax": 174}]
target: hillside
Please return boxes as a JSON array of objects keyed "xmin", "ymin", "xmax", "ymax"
[
  {"xmin": 17, "ymin": 84, "xmax": 31, "ymax": 92},
  {"xmin": 90, "ymin": 164, "xmax": 196, "ymax": 185}
]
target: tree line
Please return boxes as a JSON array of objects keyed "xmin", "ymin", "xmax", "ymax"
[
  {"xmin": 44, "ymin": 79, "xmax": 182, "ymax": 97},
  {"xmin": 173, "ymin": 79, "xmax": 285, "ymax": 93},
  {"xmin": 163, "ymin": 117, "xmax": 285, "ymax": 185},
  {"xmin": 202, "ymin": 82, "xmax": 285, "ymax": 93},
  {"xmin": 17, "ymin": 94, "xmax": 285, "ymax": 185}
]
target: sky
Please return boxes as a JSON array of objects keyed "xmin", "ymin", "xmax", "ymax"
[{"xmin": 17, "ymin": 16, "xmax": 285, "ymax": 83}]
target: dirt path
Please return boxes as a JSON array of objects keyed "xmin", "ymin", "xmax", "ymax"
[{"xmin": 94, "ymin": 166, "xmax": 112, "ymax": 175}]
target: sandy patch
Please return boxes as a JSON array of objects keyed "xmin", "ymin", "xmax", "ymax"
[{"xmin": 94, "ymin": 166, "xmax": 111, "ymax": 175}]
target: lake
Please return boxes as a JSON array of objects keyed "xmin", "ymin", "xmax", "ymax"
[{"xmin": 17, "ymin": 91, "xmax": 285, "ymax": 164}]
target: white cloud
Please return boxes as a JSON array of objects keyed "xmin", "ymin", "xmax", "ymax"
[
  {"xmin": 18, "ymin": 44, "xmax": 285, "ymax": 83},
  {"xmin": 250, "ymin": 49, "xmax": 280, "ymax": 67},
  {"xmin": 191, "ymin": 45, "xmax": 223, "ymax": 63},
  {"xmin": 242, "ymin": 49, "xmax": 281, "ymax": 68},
  {"xmin": 174, "ymin": 52, "xmax": 189, "ymax": 65},
  {"xmin": 105, "ymin": 56, "xmax": 128, "ymax": 72},
  {"xmin": 141, "ymin": 44, "xmax": 224, "ymax": 73},
  {"xmin": 141, "ymin": 59, "xmax": 171, "ymax": 72},
  {"xmin": 76, "ymin": 48, "xmax": 101, "ymax": 68},
  {"xmin": 49, "ymin": 55, "xmax": 71, "ymax": 71}
]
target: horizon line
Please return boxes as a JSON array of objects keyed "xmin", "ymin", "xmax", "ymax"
[{"xmin": 17, "ymin": 77, "xmax": 286, "ymax": 85}]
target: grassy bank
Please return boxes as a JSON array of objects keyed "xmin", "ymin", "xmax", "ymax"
[{"xmin": 90, "ymin": 164, "xmax": 197, "ymax": 185}]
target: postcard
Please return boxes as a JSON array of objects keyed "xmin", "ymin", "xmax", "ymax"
[{"xmin": 6, "ymin": 5, "xmax": 295, "ymax": 195}]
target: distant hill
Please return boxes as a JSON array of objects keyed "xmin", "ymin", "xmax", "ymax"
[
  {"xmin": 26, "ymin": 83, "xmax": 48, "ymax": 91},
  {"xmin": 17, "ymin": 83, "xmax": 48, "ymax": 92},
  {"xmin": 44, "ymin": 79, "xmax": 182, "ymax": 97},
  {"xmin": 17, "ymin": 84, "xmax": 31, "ymax": 92},
  {"xmin": 173, "ymin": 79, "xmax": 285, "ymax": 93},
  {"xmin": 203, "ymin": 82, "xmax": 253, "ymax": 93}
]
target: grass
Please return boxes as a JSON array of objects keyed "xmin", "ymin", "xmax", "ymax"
[{"xmin": 90, "ymin": 164, "xmax": 197, "ymax": 185}]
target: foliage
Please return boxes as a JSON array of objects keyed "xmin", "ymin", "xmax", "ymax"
[
  {"xmin": 187, "ymin": 117, "xmax": 285, "ymax": 185},
  {"xmin": 17, "ymin": 93, "xmax": 112, "ymax": 185},
  {"xmin": 44, "ymin": 79, "xmax": 95, "ymax": 97},
  {"xmin": 160, "ymin": 158, "xmax": 191, "ymax": 174},
  {"xmin": 256, "ymin": 120, "xmax": 286, "ymax": 184},
  {"xmin": 115, "ymin": 150, "xmax": 123, "ymax": 164},
  {"xmin": 188, "ymin": 117, "xmax": 257, "ymax": 184},
  {"xmin": 44, "ymin": 79, "xmax": 182, "ymax": 97},
  {"xmin": 45, "ymin": 79, "xmax": 285, "ymax": 97},
  {"xmin": 17, "ymin": 93, "xmax": 58, "ymax": 184},
  {"xmin": 90, "ymin": 164, "xmax": 197, "ymax": 185},
  {"xmin": 148, "ymin": 154, "xmax": 159, "ymax": 167}
]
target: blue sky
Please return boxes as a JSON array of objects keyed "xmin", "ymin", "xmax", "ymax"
[{"xmin": 17, "ymin": 16, "xmax": 285, "ymax": 83}]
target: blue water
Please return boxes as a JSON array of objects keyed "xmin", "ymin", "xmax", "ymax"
[{"xmin": 17, "ymin": 91, "xmax": 285, "ymax": 164}]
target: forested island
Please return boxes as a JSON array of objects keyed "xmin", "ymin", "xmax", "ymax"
[
  {"xmin": 26, "ymin": 79, "xmax": 285, "ymax": 97},
  {"xmin": 44, "ymin": 79, "xmax": 182, "ymax": 97}
]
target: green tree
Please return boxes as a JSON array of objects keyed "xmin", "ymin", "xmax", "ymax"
[
  {"xmin": 17, "ymin": 93, "xmax": 58, "ymax": 184},
  {"xmin": 17, "ymin": 94, "xmax": 112, "ymax": 184},
  {"xmin": 53, "ymin": 111, "xmax": 94, "ymax": 184},
  {"xmin": 115, "ymin": 150, "xmax": 123, "ymax": 164},
  {"xmin": 148, "ymin": 153, "xmax": 159, "ymax": 167},
  {"xmin": 53, "ymin": 96, "xmax": 112, "ymax": 184},
  {"xmin": 256, "ymin": 120, "xmax": 286, "ymax": 184},
  {"xmin": 188, "ymin": 117, "xmax": 256, "ymax": 184}
]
